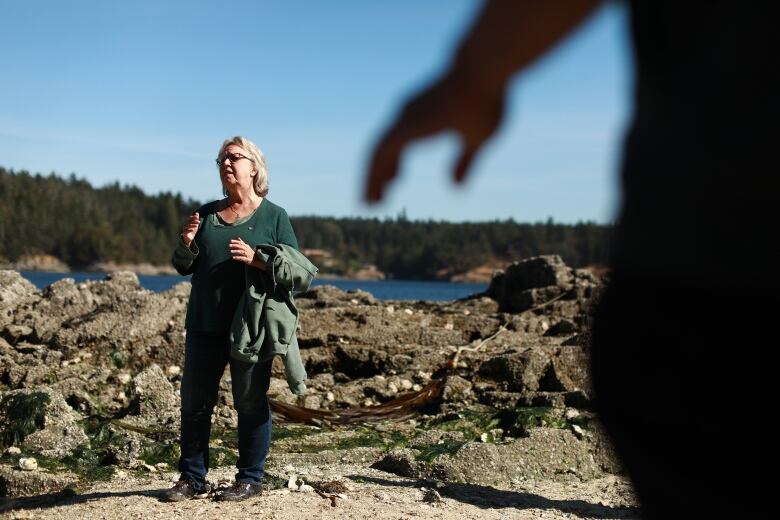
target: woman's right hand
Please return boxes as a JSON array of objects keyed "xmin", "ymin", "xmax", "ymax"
[{"xmin": 181, "ymin": 212, "xmax": 200, "ymax": 247}]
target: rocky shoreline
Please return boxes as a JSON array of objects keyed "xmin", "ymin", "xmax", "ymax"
[{"xmin": 0, "ymin": 256, "xmax": 639, "ymax": 518}]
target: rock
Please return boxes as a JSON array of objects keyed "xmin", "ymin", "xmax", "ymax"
[
  {"xmin": 485, "ymin": 256, "xmax": 575, "ymax": 312},
  {"xmin": 165, "ymin": 365, "xmax": 181, "ymax": 378},
  {"xmin": 442, "ymin": 375, "xmax": 472, "ymax": 402},
  {"xmin": 334, "ymin": 345, "xmax": 388, "ymax": 378},
  {"xmin": 422, "ymin": 487, "xmax": 443, "ymax": 504},
  {"xmin": 0, "ymin": 464, "xmax": 78, "ymax": 498},
  {"xmin": 2, "ymin": 324, "xmax": 33, "ymax": 344},
  {"xmin": 314, "ymin": 480, "xmax": 350, "ymax": 494},
  {"xmin": 296, "ymin": 285, "xmax": 378, "ymax": 308},
  {"xmin": 302, "ymin": 395, "xmax": 321, "ymax": 409},
  {"xmin": 550, "ymin": 347, "xmax": 592, "ymax": 395},
  {"xmin": 4, "ymin": 446, "xmax": 21, "ymax": 456},
  {"xmin": 544, "ymin": 318, "xmax": 579, "ymax": 337},
  {"xmin": 18, "ymin": 458, "xmax": 37, "ymax": 471},
  {"xmin": 372, "ymin": 449, "xmax": 423, "ymax": 478},
  {"xmin": 478, "ymin": 348, "xmax": 551, "ymax": 392},
  {"xmin": 0, "ymin": 387, "xmax": 88, "ymax": 458},
  {"xmin": 117, "ymin": 373, "xmax": 132, "ymax": 385},
  {"xmin": 0, "ymin": 271, "xmax": 39, "ymax": 330},
  {"xmin": 122, "ymin": 364, "xmax": 180, "ymax": 430},
  {"xmin": 297, "ymin": 484, "xmax": 315, "ymax": 493}
]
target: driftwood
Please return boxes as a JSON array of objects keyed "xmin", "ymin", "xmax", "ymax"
[{"xmin": 270, "ymin": 377, "xmax": 445, "ymax": 426}]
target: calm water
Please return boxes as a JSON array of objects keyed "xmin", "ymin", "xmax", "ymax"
[{"xmin": 20, "ymin": 271, "xmax": 487, "ymax": 302}]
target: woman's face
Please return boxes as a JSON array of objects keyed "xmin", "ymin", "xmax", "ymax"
[{"xmin": 219, "ymin": 144, "xmax": 256, "ymax": 193}]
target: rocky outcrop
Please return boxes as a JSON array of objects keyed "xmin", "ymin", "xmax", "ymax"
[{"xmin": 0, "ymin": 260, "xmax": 612, "ymax": 498}]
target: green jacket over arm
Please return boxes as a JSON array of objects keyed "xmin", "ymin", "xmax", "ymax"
[{"xmin": 229, "ymin": 244, "xmax": 318, "ymax": 395}]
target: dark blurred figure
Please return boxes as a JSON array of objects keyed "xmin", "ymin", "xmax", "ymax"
[{"xmin": 366, "ymin": 1, "xmax": 776, "ymax": 517}]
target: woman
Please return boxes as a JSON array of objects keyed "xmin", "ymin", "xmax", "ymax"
[{"xmin": 163, "ymin": 136, "xmax": 298, "ymax": 502}]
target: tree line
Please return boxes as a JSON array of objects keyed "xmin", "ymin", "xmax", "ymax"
[{"xmin": 1, "ymin": 168, "xmax": 611, "ymax": 277}]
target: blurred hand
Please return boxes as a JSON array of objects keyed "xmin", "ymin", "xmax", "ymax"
[
  {"xmin": 181, "ymin": 212, "xmax": 200, "ymax": 247},
  {"xmin": 365, "ymin": 72, "xmax": 506, "ymax": 203}
]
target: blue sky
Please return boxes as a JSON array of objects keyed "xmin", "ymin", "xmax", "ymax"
[{"xmin": 1, "ymin": 0, "xmax": 632, "ymax": 223}]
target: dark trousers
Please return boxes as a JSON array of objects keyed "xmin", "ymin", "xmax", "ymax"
[
  {"xmin": 591, "ymin": 273, "xmax": 772, "ymax": 518},
  {"xmin": 178, "ymin": 330, "xmax": 273, "ymax": 487}
]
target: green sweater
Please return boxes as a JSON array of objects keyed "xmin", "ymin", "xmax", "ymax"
[{"xmin": 171, "ymin": 199, "xmax": 298, "ymax": 332}]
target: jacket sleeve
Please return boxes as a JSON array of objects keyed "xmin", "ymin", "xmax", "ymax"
[
  {"xmin": 283, "ymin": 336, "xmax": 307, "ymax": 395},
  {"xmin": 256, "ymin": 244, "xmax": 318, "ymax": 293},
  {"xmin": 275, "ymin": 208, "xmax": 299, "ymax": 250}
]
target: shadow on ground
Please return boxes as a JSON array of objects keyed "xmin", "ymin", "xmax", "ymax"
[
  {"xmin": 0, "ymin": 487, "xmax": 168, "ymax": 514},
  {"xmin": 348, "ymin": 475, "xmax": 641, "ymax": 519}
]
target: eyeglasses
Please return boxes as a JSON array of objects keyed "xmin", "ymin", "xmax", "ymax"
[{"xmin": 216, "ymin": 152, "xmax": 251, "ymax": 166}]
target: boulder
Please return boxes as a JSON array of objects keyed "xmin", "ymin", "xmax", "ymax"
[
  {"xmin": 478, "ymin": 348, "xmax": 551, "ymax": 392},
  {"xmin": 121, "ymin": 364, "xmax": 180, "ymax": 431},
  {"xmin": 544, "ymin": 318, "xmax": 579, "ymax": 337},
  {"xmin": 0, "ymin": 464, "xmax": 78, "ymax": 498},
  {"xmin": 485, "ymin": 256, "xmax": 574, "ymax": 312},
  {"xmin": 371, "ymin": 448, "xmax": 423, "ymax": 478},
  {"xmin": 0, "ymin": 271, "xmax": 38, "ymax": 331},
  {"xmin": 375, "ymin": 428, "xmax": 603, "ymax": 486},
  {"xmin": 0, "ymin": 387, "xmax": 88, "ymax": 458}
]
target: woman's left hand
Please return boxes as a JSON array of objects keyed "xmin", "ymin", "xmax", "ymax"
[{"xmin": 229, "ymin": 238, "xmax": 265, "ymax": 269}]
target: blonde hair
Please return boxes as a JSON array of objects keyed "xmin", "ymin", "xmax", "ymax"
[{"xmin": 216, "ymin": 136, "xmax": 269, "ymax": 197}]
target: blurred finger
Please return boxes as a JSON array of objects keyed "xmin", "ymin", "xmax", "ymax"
[
  {"xmin": 366, "ymin": 132, "xmax": 403, "ymax": 203},
  {"xmin": 453, "ymin": 144, "xmax": 480, "ymax": 184}
]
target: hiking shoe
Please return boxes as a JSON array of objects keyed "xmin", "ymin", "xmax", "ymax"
[
  {"xmin": 215, "ymin": 481, "xmax": 262, "ymax": 502},
  {"xmin": 160, "ymin": 479, "xmax": 211, "ymax": 502}
]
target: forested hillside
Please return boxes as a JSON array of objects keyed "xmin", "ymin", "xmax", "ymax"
[{"xmin": 1, "ymin": 168, "xmax": 611, "ymax": 277}]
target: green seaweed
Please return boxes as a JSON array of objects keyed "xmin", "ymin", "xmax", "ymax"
[
  {"xmin": 140, "ymin": 441, "xmax": 181, "ymax": 467},
  {"xmin": 414, "ymin": 439, "xmax": 468, "ymax": 462},
  {"xmin": 333, "ymin": 429, "xmax": 407, "ymax": 451},
  {"xmin": 0, "ymin": 391, "xmax": 51, "ymax": 448},
  {"xmin": 427, "ymin": 407, "xmax": 573, "ymax": 440},
  {"xmin": 110, "ymin": 351, "xmax": 125, "ymax": 369},
  {"xmin": 0, "ymin": 447, "xmax": 115, "ymax": 483},
  {"xmin": 209, "ymin": 446, "xmax": 239, "ymax": 467},
  {"xmin": 272, "ymin": 425, "xmax": 321, "ymax": 442}
]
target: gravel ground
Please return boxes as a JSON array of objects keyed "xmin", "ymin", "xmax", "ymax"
[{"xmin": 0, "ymin": 464, "xmax": 640, "ymax": 520}]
